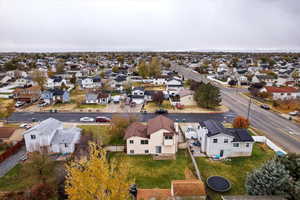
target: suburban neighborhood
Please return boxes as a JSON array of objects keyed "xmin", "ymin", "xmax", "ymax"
[
  {"xmin": 0, "ymin": 0, "xmax": 300, "ymax": 199},
  {"xmin": 0, "ymin": 52, "xmax": 299, "ymax": 200}
]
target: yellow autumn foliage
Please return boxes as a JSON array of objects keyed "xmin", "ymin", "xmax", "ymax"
[{"xmin": 65, "ymin": 143, "xmax": 132, "ymax": 200}]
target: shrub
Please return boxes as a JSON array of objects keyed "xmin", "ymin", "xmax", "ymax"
[{"xmin": 232, "ymin": 116, "xmax": 250, "ymax": 128}]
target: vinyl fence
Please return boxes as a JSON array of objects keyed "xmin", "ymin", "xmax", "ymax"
[{"xmin": 253, "ymin": 136, "xmax": 287, "ymax": 155}]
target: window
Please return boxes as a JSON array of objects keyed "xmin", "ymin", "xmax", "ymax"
[
  {"xmin": 224, "ymin": 139, "xmax": 228, "ymax": 143},
  {"xmin": 130, "ymin": 150, "xmax": 134, "ymax": 154},
  {"xmin": 213, "ymin": 139, "xmax": 218, "ymax": 143},
  {"xmin": 31, "ymin": 135, "xmax": 36, "ymax": 140},
  {"xmin": 129, "ymin": 140, "xmax": 134, "ymax": 144},
  {"xmin": 233, "ymin": 143, "xmax": 239, "ymax": 147},
  {"xmin": 165, "ymin": 136, "xmax": 173, "ymax": 140},
  {"xmin": 65, "ymin": 143, "xmax": 68, "ymax": 148},
  {"xmin": 141, "ymin": 140, "xmax": 148, "ymax": 145},
  {"xmin": 145, "ymin": 150, "xmax": 149, "ymax": 154},
  {"xmin": 246, "ymin": 143, "xmax": 250, "ymax": 147}
]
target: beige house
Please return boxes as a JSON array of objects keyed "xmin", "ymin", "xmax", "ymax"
[{"xmin": 124, "ymin": 115, "xmax": 179, "ymax": 155}]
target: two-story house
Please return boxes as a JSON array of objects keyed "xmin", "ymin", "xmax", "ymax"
[
  {"xmin": 85, "ymin": 91, "xmax": 111, "ymax": 104},
  {"xmin": 13, "ymin": 86, "xmax": 41, "ymax": 103},
  {"xmin": 23, "ymin": 118, "xmax": 81, "ymax": 154},
  {"xmin": 124, "ymin": 115, "xmax": 179, "ymax": 155},
  {"xmin": 197, "ymin": 120, "xmax": 254, "ymax": 158}
]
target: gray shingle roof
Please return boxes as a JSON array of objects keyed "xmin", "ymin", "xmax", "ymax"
[
  {"xmin": 51, "ymin": 127, "xmax": 81, "ymax": 145},
  {"xmin": 24, "ymin": 118, "xmax": 62, "ymax": 137}
]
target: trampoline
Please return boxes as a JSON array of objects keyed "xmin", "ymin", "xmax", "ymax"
[{"xmin": 206, "ymin": 176, "xmax": 231, "ymax": 192}]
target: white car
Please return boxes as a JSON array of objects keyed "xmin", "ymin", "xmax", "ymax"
[
  {"xmin": 289, "ymin": 111, "xmax": 299, "ymax": 116},
  {"xmin": 19, "ymin": 123, "xmax": 32, "ymax": 129},
  {"xmin": 80, "ymin": 117, "xmax": 95, "ymax": 122},
  {"xmin": 15, "ymin": 101, "xmax": 25, "ymax": 108}
]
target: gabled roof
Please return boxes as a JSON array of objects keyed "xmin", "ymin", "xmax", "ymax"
[
  {"xmin": 202, "ymin": 120, "xmax": 254, "ymax": 142},
  {"xmin": 147, "ymin": 115, "xmax": 175, "ymax": 136},
  {"xmin": 24, "ymin": 118, "xmax": 62, "ymax": 137},
  {"xmin": 133, "ymin": 87, "xmax": 144, "ymax": 91},
  {"xmin": 264, "ymin": 86, "xmax": 299, "ymax": 93},
  {"xmin": 202, "ymin": 120, "xmax": 227, "ymax": 137},
  {"xmin": 172, "ymin": 179, "xmax": 206, "ymax": 197},
  {"xmin": 51, "ymin": 127, "xmax": 81, "ymax": 145},
  {"xmin": 124, "ymin": 122, "xmax": 147, "ymax": 139}
]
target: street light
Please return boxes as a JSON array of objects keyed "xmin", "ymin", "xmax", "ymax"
[{"xmin": 247, "ymin": 97, "xmax": 252, "ymax": 120}]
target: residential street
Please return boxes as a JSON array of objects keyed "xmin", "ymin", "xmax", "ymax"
[
  {"xmin": 171, "ymin": 64, "xmax": 300, "ymax": 153},
  {"xmin": 8, "ymin": 111, "xmax": 236, "ymax": 124}
]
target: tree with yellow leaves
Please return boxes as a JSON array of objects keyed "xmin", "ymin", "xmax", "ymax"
[{"xmin": 65, "ymin": 143, "xmax": 132, "ymax": 200}]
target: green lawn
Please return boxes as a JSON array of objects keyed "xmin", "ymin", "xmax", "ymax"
[
  {"xmin": 196, "ymin": 143, "xmax": 275, "ymax": 199},
  {"xmin": 144, "ymin": 100, "xmax": 173, "ymax": 112},
  {"xmin": 79, "ymin": 125, "xmax": 125, "ymax": 145},
  {"xmin": 76, "ymin": 104, "xmax": 107, "ymax": 109},
  {"xmin": 109, "ymin": 150, "xmax": 193, "ymax": 189},
  {"xmin": 0, "ymin": 164, "xmax": 33, "ymax": 191}
]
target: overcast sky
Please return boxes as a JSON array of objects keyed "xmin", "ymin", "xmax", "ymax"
[{"xmin": 0, "ymin": 0, "xmax": 300, "ymax": 52}]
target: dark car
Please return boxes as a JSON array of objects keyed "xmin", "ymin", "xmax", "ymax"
[
  {"xmin": 95, "ymin": 116, "xmax": 111, "ymax": 123},
  {"xmin": 260, "ymin": 104, "xmax": 270, "ymax": 110},
  {"xmin": 155, "ymin": 109, "xmax": 168, "ymax": 114}
]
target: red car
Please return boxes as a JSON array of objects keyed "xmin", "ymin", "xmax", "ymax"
[{"xmin": 95, "ymin": 116, "xmax": 111, "ymax": 123}]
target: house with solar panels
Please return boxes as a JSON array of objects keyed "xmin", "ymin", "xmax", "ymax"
[{"xmin": 197, "ymin": 120, "xmax": 254, "ymax": 158}]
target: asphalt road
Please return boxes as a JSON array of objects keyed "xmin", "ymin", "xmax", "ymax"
[
  {"xmin": 171, "ymin": 63, "xmax": 300, "ymax": 153},
  {"xmin": 8, "ymin": 111, "xmax": 236, "ymax": 124}
]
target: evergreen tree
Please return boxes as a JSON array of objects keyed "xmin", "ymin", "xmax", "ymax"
[
  {"xmin": 246, "ymin": 159, "xmax": 290, "ymax": 196},
  {"xmin": 278, "ymin": 154, "xmax": 300, "ymax": 200},
  {"xmin": 193, "ymin": 83, "xmax": 221, "ymax": 109}
]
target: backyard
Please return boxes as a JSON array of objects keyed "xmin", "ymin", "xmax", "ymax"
[
  {"xmin": 109, "ymin": 150, "xmax": 193, "ymax": 189},
  {"xmin": 79, "ymin": 125, "xmax": 125, "ymax": 145},
  {"xmin": 196, "ymin": 143, "xmax": 275, "ymax": 199},
  {"xmin": 0, "ymin": 162, "xmax": 63, "ymax": 192}
]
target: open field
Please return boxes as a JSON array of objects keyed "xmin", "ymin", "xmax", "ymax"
[
  {"xmin": 109, "ymin": 150, "xmax": 193, "ymax": 189},
  {"xmin": 196, "ymin": 143, "xmax": 275, "ymax": 199}
]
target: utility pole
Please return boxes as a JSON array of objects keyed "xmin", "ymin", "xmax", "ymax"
[{"xmin": 247, "ymin": 97, "xmax": 252, "ymax": 120}]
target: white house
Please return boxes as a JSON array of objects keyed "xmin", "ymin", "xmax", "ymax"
[
  {"xmin": 166, "ymin": 79, "xmax": 183, "ymax": 91},
  {"xmin": 131, "ymin": 87, "xmax": 145, "ymax": 104},
  {"xmin": 23, "ymin": 118, "xmax": 81, "ymax": 154},
  {"xmin": 81, "ymin": 77, "xmax": 93, "ymax": 89},
  {"xmin": 196, "ymin": 120, "xmax": 254, "ymax": 158},
  {"xmin": 124, "ymin": 115, "xmax": 179, "ymax": 155},
  {"xmin": 260, "ymin": 86, "xmax": 300, "ymax": 100}
]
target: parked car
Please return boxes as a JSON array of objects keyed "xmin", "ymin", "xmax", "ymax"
[
  {"xmin": 155, "ymin": 109, "xmax": 168, "ymax": 114},
  {"xmin": 140, "ymin": 110, "xmax": 147, "ymax": 114},
  {"xmin": 20, "ymin": 123, "xmax": 32, "ymax": 129},
  {"xmin": 15, "ymin": 101, "xmax": 25, "ymax": 108},
  {"xmin": 260, "ymin": 104, "xmax": 270, "ymax": 110},
  {"xmin": 289, "ymin": 111, "xmax": 299, "ymax": 116},
  {"xmin": 39, "ymin": 102, "xmax": 49, "ymax": 107},
  {"xmin": 95, "ymin": 116, "xmax": 111, "ymax": 123},
  {"xmin": 80, "ymin": 117, "xmax": 95, "ymax": 122}
]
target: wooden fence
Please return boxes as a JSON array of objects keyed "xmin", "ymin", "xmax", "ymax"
[{"xmin": 0, "ymin": 139, "xmax": 24, "ymax": 164}]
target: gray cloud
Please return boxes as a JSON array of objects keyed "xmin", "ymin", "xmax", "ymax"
[{"xmin": 0, "ymin": 0, "xmax": 299, "ymax": 52}]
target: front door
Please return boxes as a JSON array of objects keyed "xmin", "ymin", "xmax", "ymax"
[
  {"xmin": 155, "ymin": 146, "xmax": 162, "ymax": 154},
  {"xmin": 220, "ymin": 150, "xmax": 224, "ymax": 157}
]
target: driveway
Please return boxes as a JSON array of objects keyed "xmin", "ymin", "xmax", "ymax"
[{"xmin": 0, "ymin": 146, "xmax": 26, "ymax": 177}]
